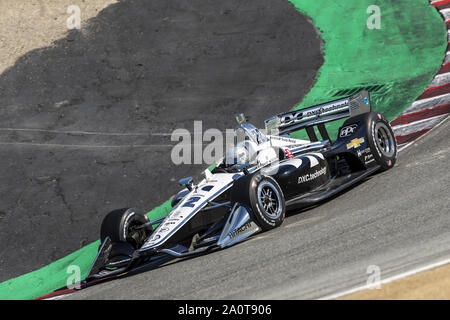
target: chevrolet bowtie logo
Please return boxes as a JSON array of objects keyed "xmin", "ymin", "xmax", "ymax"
[{"xmin": 347, "ymin": 137, "xmax": 365, "ymax": 149}]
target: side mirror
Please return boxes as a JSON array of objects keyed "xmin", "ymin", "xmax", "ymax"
[{"xmin": 178, "ymin": 177, "xmax": 194, "ymax": 191}]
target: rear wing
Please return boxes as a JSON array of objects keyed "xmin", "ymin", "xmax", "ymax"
[{"xmin": 264, "ymin": 91, "xmax": 371, "ymax": 141}]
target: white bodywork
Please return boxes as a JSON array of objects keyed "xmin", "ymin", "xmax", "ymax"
[
  {"xmin": 140, "ymin": 125, "xmax": 311, "ymax": 251},
  {"xmin": 140, "ymin": 172, "xmax": 240, "ymax": 250}
]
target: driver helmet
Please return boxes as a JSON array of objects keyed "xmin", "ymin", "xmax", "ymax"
[{"xmin": 225, "ymin": 140, "xmax": 258, "ymax": 166}]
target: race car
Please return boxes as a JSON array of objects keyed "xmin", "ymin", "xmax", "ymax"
[{"xmin": 86, "ymin": 90, "xmax": 397, "ymax": 280}]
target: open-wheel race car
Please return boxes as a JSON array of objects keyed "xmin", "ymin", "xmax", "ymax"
[{"xmin": 86, "ymin": 90, "xmax": 397, "ymax": 280}]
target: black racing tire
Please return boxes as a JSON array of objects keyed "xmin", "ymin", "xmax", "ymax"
[
  {"xmin": 100, "ymin": 208, "xmax": 150, "ymax": 249},
  {"xmin": 365, "ymin": 112, "xmax": 397, "ymax": 171},
  {"xmin": 248, "ymin": 174, "xmax": 286, "ymax": 231}
]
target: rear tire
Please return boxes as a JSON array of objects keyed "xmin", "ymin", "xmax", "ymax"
[
  {"xmin": 366, "ymin": 112, "xmax": 397, "ymax": 171},
  {"xmin": 248, "ymin": 175, "xmax": 286, "ymax": 231},
  {"xmin": 100, "ymin": 208, "xmax": 150, "ymax": 249}
]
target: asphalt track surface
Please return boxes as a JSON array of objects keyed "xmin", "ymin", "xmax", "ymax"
[
  {"xmin": 67, "ymin": 118, "xmax": 449, "ymax": 299},
  {"xmin": 0, "ymin": 0, "xmax": 322, "ymax": 281}
]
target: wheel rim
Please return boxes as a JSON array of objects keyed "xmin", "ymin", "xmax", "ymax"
[
  {"xmin": 257, "ymin": 181, "xmax": 282, "ymax": 218},
  {"xmin": 375, "ymin": 123, "xmax": 395, "ymax": 157},
  {"xmin": 126, "ymin": 220, "xmax": 147, "ymax": 248}
]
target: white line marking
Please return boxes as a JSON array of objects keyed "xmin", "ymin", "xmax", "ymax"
[
  {"xmin": 0, "ymin": 142, "xmax": 173, "ymax": 148},
  {"xmin": 396, "ymin": 116, "xmax": 449, "ymax": 152},
  {"xmin": 320, "ymin": 256, "xmax": 450, "ymax": 300},
  {"xmin": 43, "ymin": 293, "xmax": 74, "ymax": 300},
  {"xmin": 0, "ymin": 128, "xmax": 172, "ymax": 136},
  {"xmin": 398, "ymin": 116, "xmax": 449, "ymax": 152},
  {"xmin": 397, "ymin": 141, "xmax": 415, "ymax": 152}
]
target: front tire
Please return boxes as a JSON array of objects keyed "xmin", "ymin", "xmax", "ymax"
[{"xmin": 100, "ymin": 208, "xmax": 150, "ymax": 249}]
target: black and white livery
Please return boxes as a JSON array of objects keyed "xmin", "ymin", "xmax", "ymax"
[{"xmin": 87, "ymin": 90, "xmax": 397, "ymax": 280}]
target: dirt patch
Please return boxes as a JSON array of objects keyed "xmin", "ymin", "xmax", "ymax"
[
  {"xmin": 341, "ymin": 263, "xmax": 450, "ymax": 299},
  {"xmin": 0, "ymin": 0, "xmax": 118, "ymax": 74}
]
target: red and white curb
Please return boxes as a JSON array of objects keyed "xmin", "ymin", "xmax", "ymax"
[{"xmin": 391, "ymin": 0, "xmax": 450, "ymax": 150}]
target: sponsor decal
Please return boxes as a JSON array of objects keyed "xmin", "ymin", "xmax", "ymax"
[
  {"xmin": 280, "ymin": 110, "xmax": 303, "ymax": 126},
  {"xmin": 340, "ymin": 124, "xmax": 358, "ymax": 138},
  {"xmin": 279, "ymin": 100, "xmax": 349, "ymax": 127},
  {"xmin": 302, "ymin": 101, "xmax": 348, "ymax": 118},
  {"xmin": 270, "ymin": 135, "xmax": 299, "ymax": 144},
  {"xmin": 357, "ymin": 147, "xmax": 374, "ymax": 164},
  {"xmin": 357, "ymin": 147, "xmax": 371, "ymax": 157},
  {"xmin": 347, "ymin": 137, "xmax": 365, "ymax": 149},
  {"xmin": 298, "ymin": 166, "xmax": 327, "ymax": 184},
  {"xmin": 365, "ymin": 155, "xmax": 374, "ymax": 164},
  {"xmin": 229, "ymin": 221, "xmax": 253, "ymax": 239},
  {"xmin": 364, "ymin": 97, "xmax": 369, "ymax": 105}
]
